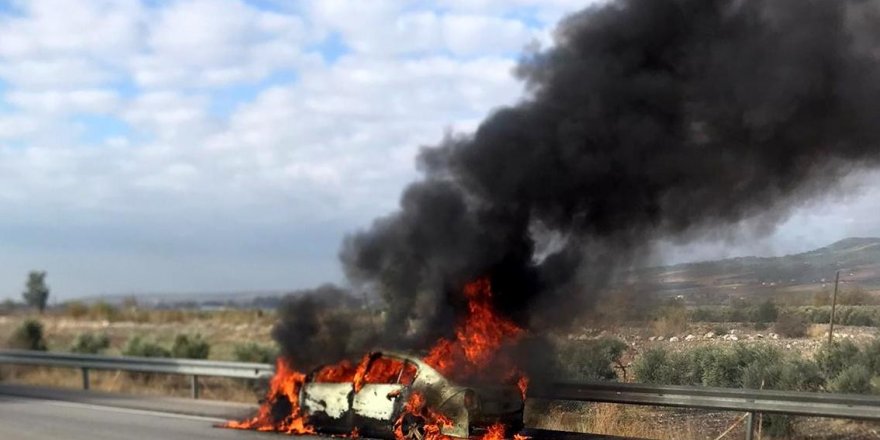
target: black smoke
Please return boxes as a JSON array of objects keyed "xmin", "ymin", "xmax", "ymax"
[
  {"xmin": 272, "ymin": 284, "xmax": 378, "ymax": 370},
  {"xmin": 337, "ymin": 0, "xmax": 880, "ymax": 348}
]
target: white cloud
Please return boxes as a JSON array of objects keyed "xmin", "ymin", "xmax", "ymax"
[
  {"xmin": 0, "ymin": 1, "xmax": 521, "ymax": 235},
  {"xmin": 132, "ymin": 0, "xmax": 308, "ymax": 88},
  {"xmin": 3, "ymin": 0, "xmax": 862, "ymax": 299},
  {"xmin": 438, "ymin": 0, "xmax": 599, "ymax": 18},
  {"xmin": 0, "ymin": 57, "xmax": 114, "ymax": 89},
  {"xmin": 0, "ymin": 114, "xmax": 40, "ymax": 139},
  {"xmin": 309, "ymin": 1, "xmax": 543, "ymax": 57},
  {"xmin": 0, "ymin": 0, "xmax": 143, "ymax": 59},
  {"xmin": 200, "ymin": 53, "xmax": 522, "ymax": 219},
  {"xmin": 122, "ymin": 91, "xmax": 213, "ymax": 141},
  {"xmin": 134, "ymin": 162, "xmax": 200, "ymax": 192},
  {"xmin": 6, "ymin": 89, "xmax": 119, "ymax": 114},
  {"xmin": 441, "ymin": 15, "xmax": 534, "ymax": 55}
]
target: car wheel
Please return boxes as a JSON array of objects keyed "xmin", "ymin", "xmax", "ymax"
[{"xmin": 401, "ymin": 414, "xmax": 426, "ymax": 440}]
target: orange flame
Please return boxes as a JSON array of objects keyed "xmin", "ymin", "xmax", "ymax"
[
  {"xmin": 225, "ymin": 358, "xmax": 315, "ymax": 434},
  {"xmin": 393, "ymin": 391, "xmax": 454, "ymax": 440},
  {"xmin": 352, "ymin": 353, "xmax": 373, "ymax": 393},
  {"xmin": 423, "ymin": 277, "xmax": 524, "ymax": 380},
  {"xmin": 314, "ymin": 359, "xmax": 357, "ymax": 383},
  {"xmin": 423, "ymin": 277, "xmax": 530, "ymax": 402},
  {"xmin": 480, "ymin": 423, "xmax": 507, "ymax": 440},
  {"xmin": 517, "ymin": 376, "xmax": 529, "ymax": 400},
  {"xmin": 228, "ymin": 277, "xmax": 529, "ymax": 438}
]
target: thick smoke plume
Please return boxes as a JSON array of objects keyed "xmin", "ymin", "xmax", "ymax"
[
  {"xmin": 335, "ymin": 0, "xmax": 880, "ymax": 349},
  {"xmin": 272, "ymin": 284, "xmax": 377, "ymax": 370}
]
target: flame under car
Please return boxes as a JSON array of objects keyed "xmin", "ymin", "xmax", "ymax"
[{"xmin": 300, "ymin": 351, "xmax": 524, "ymax": 439}]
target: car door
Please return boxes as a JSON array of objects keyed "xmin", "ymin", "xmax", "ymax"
[
  {"xmin": 300, "ymin": 366, "xmax": 355, "ymax": 434},
  {"xmin": 351, "ymin": 354, "xmax": 418, "ymax": 435}
]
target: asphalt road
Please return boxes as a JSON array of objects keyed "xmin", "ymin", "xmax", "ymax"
[
  {"xmin": 0, "ymin": 384, "xmax": 627, "ymax": 440},
  {"xmin": 0, "ymin": 393, "xmax": 279, "ymax": 440},
  {"xmin": 0, "ymin": 384, "xmax": 324, "ymax": 440}
]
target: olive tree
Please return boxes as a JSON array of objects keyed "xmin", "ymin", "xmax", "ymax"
[{"xmin": 22, "ymin": 271, "xmax": 50, "ymax": 313}]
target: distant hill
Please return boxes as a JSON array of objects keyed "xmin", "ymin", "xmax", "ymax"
[
  {"xmin": 74, "ymin": 290, "xmax": 289, "ymax": 309},
  {"xmin": 639, "ymin": 237, "xmax": 880, "ymax": 301},
  {"xmin": 70, "ymin": 238, "xmax": 880, "ymax": 308}
]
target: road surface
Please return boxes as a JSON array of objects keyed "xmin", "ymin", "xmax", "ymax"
[
  {"xmin": 0, "ymin": 384, "xmax": 626, "ymax": 440},
  {"xmin": 0, "ymin": 393, "xmax": 278, "ymax": 440},
  {"xmin": 0, "ymin": 384, "xmax": 321, "ymax": 440}
]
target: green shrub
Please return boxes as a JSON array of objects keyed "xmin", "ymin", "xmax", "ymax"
[
  {"xmin": 755, "ymin": 300, "xmax": 779, "ymax": 324},
  {"xmin": 777, "ymin": 359, "xmax": 825, "ymax": 392},
  {"xmin": 633, "ymin": 337, "xmax": 880, "ymax": 434},
  {"xmin": 633, "ymin": 343, "xmax": 825, "ymax": 436},
  {"xmin": 8, "ymin": 319, "xmax": 47, "ymax": 351},
  {"xmin": 774, "ymin": 313, "xmax": 808, "ymax": 338},
  {"xmin": 690, "ymin": 345, "xmax": 741, "ymax": 387},
  {"xmin": 233, "ymin": 342, "xmax": 277, "ymax": 364},
  {"xmin": 70, "ymin": 332, "xmax": 110, "ymax": 354},
  {"xmin": 725, "ymin": 345, "xmax": 781, "ymax": 387},
  {"xmin": 741, "ymin": 360, "xmax": 782, "ymax": 390},
  {"xmin": 635, "ymin": 344, "xmax": 786, "ymax": 389},
  {"xmin": 740, "ymin": 356, "xmax": 824, "ymax": 395},
  {"xmin": 730, "ymin": 344, "xmax": 783, "ymax": 369},
  {"xmin": 690, "ymin": 307, "xmax": 721, "ymax": 322},
  {"xmin": 789, "ymin": 306, "xmax": 880, "ymax": 326},
  {"xmin": 170, "ymin": 334, "xmax": 210, "ymax": 359},
  {"xmin": 798, "ymin": 306, "xmax": 831, "ymax": 324},
  {"xmin": 829, "ymin": 365, "xmax": 875, "ymax": 394},
  {"xmin": 815, "ymin": 340, "xmax": 861, "ymax": 378},
  {"xmin": 558, "ymin": 338, "xmax": 628, "ymax": 381},
  {"xmin": 122, "ymin": 336, "xmax": 170, "ymax": 358},
  {"xmin": 692, "ymin": 304, "xmax": 880, "ymax": 326},
  {"xmin": 839, "ymin": 307, "xmax": 880, "ymax": 326},
  {"xmin": 633, "ymin": 348, "xmax": 677, "ymax": 384},
  {"xmin": 863, "ymin": 339, "xmax": 880, "ymax": 375}
]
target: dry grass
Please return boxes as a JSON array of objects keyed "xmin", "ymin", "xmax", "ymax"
[
  {"xmin": 53, "ymin": 301, "xmax": 277, "ymax": 326},
  {"xmin": 0, "ymin": 310, "xmax": 275, "ymax": 404},
  {"xmin": 807, "ymin": 324, "xmax": 830, "ymax": 339},
  {"xmin": 0, "ymin": 311, "xmax": 275, "ymax": 361},
  {"xmin": 527, "ymin": 400, "xmax": 745, "ymax": 440},
  {"xmin": 653, "ymin": 307, "xmax": 690, "ymax": 337}
]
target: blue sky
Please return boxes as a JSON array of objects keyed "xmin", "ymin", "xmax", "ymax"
[{"xmin": 1, "ymin": 0, "xmax": 880, "ymax": 300}]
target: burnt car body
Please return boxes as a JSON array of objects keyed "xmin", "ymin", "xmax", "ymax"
[{"xmin": 300, "ymin": 351, "xmax": 524, "ymax": 439}]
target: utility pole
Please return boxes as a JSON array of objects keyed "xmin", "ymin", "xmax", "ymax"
[{"xmin": 828, "ymin": 271, "xmax": 840, "ymax": 345}]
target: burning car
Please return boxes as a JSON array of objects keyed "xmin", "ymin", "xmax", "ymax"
[
  {"xmin": 301, "ymin": 350, "xmax": 524, "ymax": 439},
  {"xmin": 228, "ymin": 278, "xmax": 529, "ymax": 439}
]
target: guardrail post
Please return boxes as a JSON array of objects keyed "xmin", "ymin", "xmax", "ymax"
[
  {"xmin": 191, "ymin": 374, "xmax": 199, "ymax": 399},
  {"xmin": 745, "ymin": 412, "xmax": 755, "ymax": 440},
  {"xmin": 81, "ymin": 367, "xmax": 90, "ymax": 391}
]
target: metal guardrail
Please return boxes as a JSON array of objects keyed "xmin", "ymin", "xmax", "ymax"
[
  {"xmin": 540, "ymin": 381, "xmax": 880, "ymax": 418},
  {"xmin": 0, "ymin": 349, "xmax": 274, "ymax": 399},
  {"xmin": 3, "ymin": 350, "xmax": 880, "ymax": 439},
  {"xmin": 534, "ymin": 382, "xmax": 880, "ymax": 440}
]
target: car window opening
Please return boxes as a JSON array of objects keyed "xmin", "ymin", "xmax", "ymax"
[{"xmin": 363, "ymin": 356, "xmax": 416, "ymax": 386}]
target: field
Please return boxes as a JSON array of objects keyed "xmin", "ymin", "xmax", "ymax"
[
  {"xmin": 3, "ymin": 300, "xmax": 880, "ymax": 439},
  {"xmin": 0, "ymin": 308, "xmax": 275, "ymax": 402}
]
